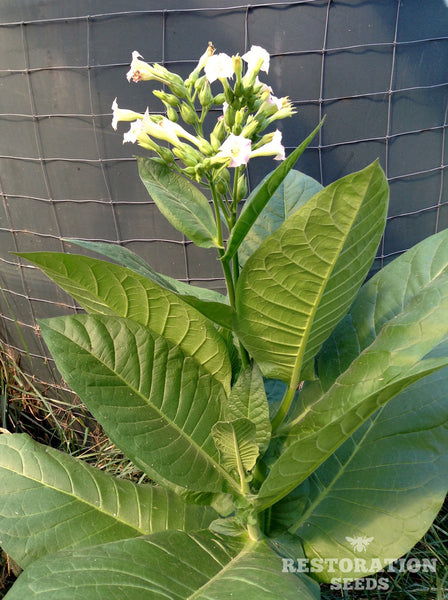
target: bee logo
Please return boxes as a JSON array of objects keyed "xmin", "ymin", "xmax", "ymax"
[{"xmin": 345, "ymin": 536, "xmax": 374, "ymax": 552}]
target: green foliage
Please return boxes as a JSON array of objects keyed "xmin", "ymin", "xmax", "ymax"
[{"xmin": 2, "ymin": 46, "xmax": 447, "ymax": 599}]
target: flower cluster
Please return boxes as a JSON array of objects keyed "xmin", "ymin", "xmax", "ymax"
[{"xmin": 112, "ymin": 44, "xmax": 295, "ymax": 192}]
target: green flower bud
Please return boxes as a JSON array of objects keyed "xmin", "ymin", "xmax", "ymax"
[
  {"xmin": 152, "ymin": 90, "xmax": 180, "ymax": 107},
  {"xmin": 241, "ymin": 117, "xmax": 260, "ymax": 139},
  {"xmin": 213, "ymin": 93, "xmax": 226, "ymax": 105},
  {"xmin": 210, "ymin": 132, "xmax": 222, "ymax": 152},
  {"xmin": 215, "ymin": 168, "xmax": 230, "ymax": 195},
  {"xmin": 196, "ymin": 137, "xmax": 214, "ymax": 155},
  {"xmin": 166, "ymin": 106, "xmax": 179, "ymax": 122},
  {"xmin": 236, "ymin": 173, "xmax": 247, "ymax": 201},
  {"xmin": 212, "ymin": 118, "xmax": 227, "ymax": 143},
  {"xmin": 198, "ymin": 81, "xmax": 213, "ymax": 107},
  {"xmin": 179, "ymin": 102, "xmax": 198, "ymax": 125},
  {"xmin": 224, "ymin": 105, "xmax": 236, "ymax": 129},
  {"xmin": 157, "ymin": 146, "xmax": 175, "ymax": 163},
  {"xmin": 172, "ymin": 143, "xmax": 203, "ymax": 167}
]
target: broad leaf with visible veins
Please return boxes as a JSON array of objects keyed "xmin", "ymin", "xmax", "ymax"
[
  {"xmin": 236, "ymin": 161, "xmax": 389, "ymax": 385},
  {"xmin": 4, "ymin": 530, "xmax": 320, "ymax": 600},
  {"xmin": 257, "ymin": 271, "xmax": 448, "ymax": 509},
  {"xmin": 38, "ymin": 314, "xmax": 240, "ymax": 496},
  {"xmin": 269, "ymin": 357, "xmax": 448, "ymax": 582},
  {"xmin": 18, "ymin": 252, "xmax": 231, "ymax": 394},
  {"xmin": 0, "ymin": 434, "xmax": 215, "ymax": 568}
]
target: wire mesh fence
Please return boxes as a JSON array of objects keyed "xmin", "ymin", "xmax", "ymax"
[{"xmin": 0, "ymin": 0, "xmax": 447, "ymax": 395}]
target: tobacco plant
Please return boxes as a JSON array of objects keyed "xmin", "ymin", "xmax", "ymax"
[{"xmin": 0, "ymin": 45, "xmax": 447, "ymax": 599}]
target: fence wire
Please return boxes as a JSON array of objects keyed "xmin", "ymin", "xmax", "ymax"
[{"xmin": 0, "ymin": 0, "xmax": 447, "ymax": 394}]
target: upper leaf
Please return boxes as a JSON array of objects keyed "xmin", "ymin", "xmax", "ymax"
[
  {"xmin": 256, "ymin": 271, "xmax": 448, "ymax": 509},
  {"xmin": 238, "ymin": 170, "xmax": 323, "ymax": 266},
  {"xmin": 39, "ymin": 314, "xmax": 240, "ymax": 496},
  {"xmin": 18, "ymin": 252, "xmax": 231, "ymax": 395},
  {"xmin": 4, "ymin": 530, "xmax": 321, "ymax": 600},
  {"xmin": 225, "ymin": 364, "xmax": 271, "ymax": 454},
  {"xmin": 0, "ymin": 433, "xmax": 215, "ymax": 568},
  {"xmin": 65, "ymin": 238, "xmax": 229, "ymax": 304},
  {"xmin": 235, "ymin": 160, "xmax": 389, "ymax": 385},
  {"xmin": 137, "ymin": 156, "xmax": 221, "ymax": 248},
  {"xmin": 318, "ymin": 228, "xmax": 448, "ymax": 388},
  {"xmin": 212, "ymin": 419, "xmax": 259, "ymax": 478},
  {"xmin": 223, "ymin": 119, "xmax": 324, "ymax": 262}
]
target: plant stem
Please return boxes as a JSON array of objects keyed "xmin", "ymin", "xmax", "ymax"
[{"xmin": 271, "ymin": 384, "xmax": 296, "ymax": 433}]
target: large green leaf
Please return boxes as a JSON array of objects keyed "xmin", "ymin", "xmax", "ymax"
[
  {"xmin": 238, "ymin": 170, "xmax": 323, "ymax": 266},
  {"xmin": 18, "ymin": 252, "xmax": 231, "ymax": 394},
  {"xmin": 256, "ymin": 272, "xmax": 448, "ymax": 509},
  {"xmin": 269, "ymin": 359, "xmax": 448, "ymax": 582},
  {"xmin": 235, "ymin": 161, "xmax": 389, "ymax": 385},
  {"xmin": 0, "ymin": 433, "xmax": 214, "ymax": 568},
  {"xmin": 318, "ymin": 228, "xmax": 448, "ymax": 388},
  {"xmin": 4, "ymin": 530, "xmax": 321, "ymax": 599},
  {"xmin": 65, "ymin": 238, "xmax": 229, "ymax": 304},
  {"xmin": 38, "ymin": 315, "xmax": 239, "ymax": 496},
  {"xmin": 137, "ymin": 156, "xmax": 221, "ymax": 248},
  {"xmin": 223, "ymin": 119, "xmax": 324, "ymax": 262}
]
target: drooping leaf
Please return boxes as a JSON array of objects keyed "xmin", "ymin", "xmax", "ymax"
[
  {"xmin": 212, "ymin": 419, "xmax": 259, "ymax": 477},
  {"xmin": 4, "ymin": 530, "xmax": 321, "ymax": 600},
  {"xmin": 18, "ymin": 252, "xmax": 231, "ymax": 394},
  {"xmin": 225, "ymin": 364, "xmax": 271, "ymax": 453},
  {"xmin": 65, "ymin": 238, "xmax": 229, "ymax": 304},
  {"xmin": 269, "ymin": 356, "xmax": 448, "ymax": 582},
  {"xmin": 256, "ymin": 272, "xmax": 448, "ymax": 509},
  {"xmin": 38, "ymin": 315, "xmax": 240, "ymax": 496},
  {"xmin": 137, "ymin": 156, "xmax": 221, "ymax": 248},
  {"xmin": 236, "ymin": 160, "xmax": 389, "ymax": 385},
  {"xmin": 318, "ymin": 227, "xmax": 448, "ymax": 389},
  {"xmin": 223, "ymin": 119, "xmax": 324, "ymax": 262},
  {"xmin": 0, "ymin": 433, "xmax": 215, "ymax": 568},
  {"xmin": 238, "ymin": 170, "xmax": 323, "ymax": 266}
]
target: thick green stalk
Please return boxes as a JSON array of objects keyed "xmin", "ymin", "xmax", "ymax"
[{"xmin": 271, "ymin": 384, "xmax": 296, "ymax": 434}]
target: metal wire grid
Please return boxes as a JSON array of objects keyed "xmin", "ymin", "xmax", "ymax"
[{"xmin": 0, "ymin": 0, "xmax": 447, "ymax": 393}]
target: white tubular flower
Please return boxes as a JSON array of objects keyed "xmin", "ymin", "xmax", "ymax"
[
  {"xmin": 126, "ymin": 51, "xmax": 155, "ymax": 82},
  {"xmin": 111, "ymin": 98, "xmax": 143, "ymax": 130},
  {"xmin": 123, "ymin": 120, "xmax": 143, "ymax": 144},
  {"xmin": 250, "ymin": 129, "xmax": 285, "ymax": 161},
  {"xmin": 216, "ymin": 133, "xmax": 252, "ymax": 167},
  {"xmin": 204, "ymin": 53, "xmax": 234, "ymax": 84},
  {"xmin": 242, "ymin": 45, "xmax": 270, "ymax": 75}
]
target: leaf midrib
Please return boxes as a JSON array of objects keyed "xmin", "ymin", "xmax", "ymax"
[{"xmin": 54, "ymin": 320, "xmax": 240, "ymax": 495}]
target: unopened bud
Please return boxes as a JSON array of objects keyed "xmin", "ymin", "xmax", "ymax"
[
  {"xmin": 166, "ymin": 106, "xmax": 179, "ymax": 122},
  {"xmin": 212, "ymin": 118, "xmax": 227, "ymax": 143},
  {"xmin": 215, "ymin": 168, "xmax": 230, "ymax": 195},
  {"xmin": 179, "ymin": 102, "xmax": 198, "ymax": 125},
  {"xmin": 224, "ymin": 105, "xmax": 236, "ymax": 129},
  {"xmin": 198, "ymin": 81, "xmax": 214, "ymax": 107},
  {"xmin": 213, "ymin": 93, "xmax": 226, "ymax": 105},
  {"xmin": 196, "ymin": 137, "xmax": 214, "ymax": 155},
  {"xmin": 236, "ymin": 173, "xmax": 247, "ymax": 202},
  {"xmin": 152, "ymin": 90, "xmax": 180, "ymax": 107}
]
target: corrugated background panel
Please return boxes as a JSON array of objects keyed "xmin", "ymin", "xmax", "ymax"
[{"xmin": 0, "ymin": 0, "xmax": 447, "ymax": 391}]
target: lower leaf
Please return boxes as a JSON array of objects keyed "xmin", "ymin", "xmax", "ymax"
[
  {"xmin": 5, "ymin": 530, "xmax": 321, "ymax": 600},
  {"xmin": 269, "ymin": 366, "xmax": 448, "ymax": 582},
  {"xmin": 0, "ymin": 433, "xmax": 214, "ymax": 568}
]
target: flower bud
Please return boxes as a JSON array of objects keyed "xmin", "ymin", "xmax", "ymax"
[
  {"xmin": 157, "ymin": 146, "xmax": 175, "ymax": 163},
  {"xmin": 172, "ymin": 143, "xmax": 203, "ymax": 167},
  {"xmin": 152, "ymin": 90, "xmax": 180, "ymax": 107},
  {"xmin": 241, "ymin": 117, "xmax": 260, "ymax": 139},
  {"xmin": 179, "ymin": 102, "xmax": 198, "ymax": 125},
  {"xmin": 235, "ymin": 173, "xmax": 247, "ymax": 202},
  {"xmin": 163, "ymin": 107, "xmax": 176, "ymax": 123},
  {"xmin": 211, "ymin": 118, "xmax": 227, "ymax": 143},
  {"xmin": 196, "ymin": 137, "xmax": 214, "ymax": 155},
  {"xmin": 215, "ymin": 168, "xmax": 230, "ymax": 194},
  {"xmin": 224, "ymin": 105, "xmax": 236, "ymax": 128},
  {"xmin": 213, "ymin": 93, "xmax": 226, "ymax": 105},
  {"xmin": 198, "ymin": 81, "xmax": 214, "ymax": 107}
]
